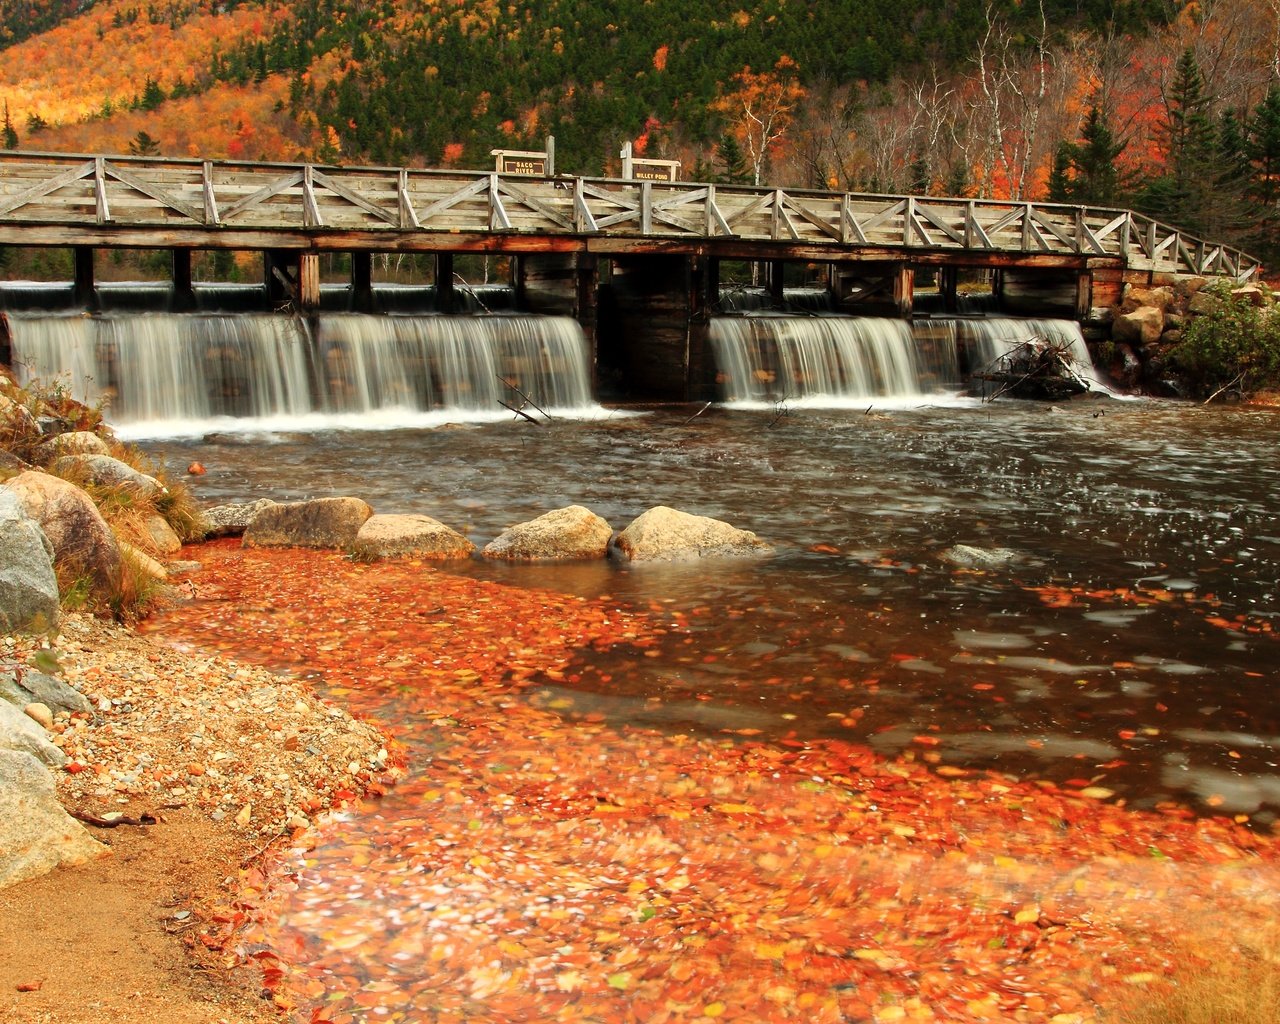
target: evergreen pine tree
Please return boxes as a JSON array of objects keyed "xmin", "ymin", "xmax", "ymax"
[
  {"xmin": 716, "ymin": 133, "xmax": 749, "ymax": 184},
  {"xmin": 1159, "ymin": 49, "xmax": 1217, "ymax": 232},
  {"xmin": 1071, "ymin": 106, "xmax": 1125, "ymax": 206},
  {"xmin": 2, "ymin": 103, "xmax": 18, "ymax": 150},
  {"xmin": 1246, "ymin": 86, "xmax": 1280, "ymax": 264},
  {"xmin": 1046, "ymin": 141, "xmax": 1073, "ymax": 202}
]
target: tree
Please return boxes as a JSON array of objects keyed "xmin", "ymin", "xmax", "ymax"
[
  {"xmin": 1045, "ymin": 106, "xmax": 1128, "ymax": 206},
  {"xmin": 715, "ymin": 132, "xmax": 750, "ymax": 184},
  {"xmin": 1153, "ymin": 49, "xmax": 1218, "ymax": 231},
  {"xmin": 2, "ymin": 103, "xmax": 17, "ymax": 150},
  {"xmin": 140, "ymin": 76, "xmax": 166, "ymax": 111},
  {"xmin": 128, "ymin": 131, "xmax": 161, "ymax": 157},
  {"xmin": 712, "ymin": 56, "xmax": 806, "ymax": 186},
  {"xmin": 1246, "ymin": 85, "xmax": 1280, "ymax": 262}
]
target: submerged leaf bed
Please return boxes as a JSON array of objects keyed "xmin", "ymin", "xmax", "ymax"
[{"xmin": 144, "ymin": 542, "xmax": 1280, "ymax": 1024}]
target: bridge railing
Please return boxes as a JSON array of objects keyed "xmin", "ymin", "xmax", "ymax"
[{"xmin": 0, "ymin": 151, "xmax": 1261, "ymax": 280}]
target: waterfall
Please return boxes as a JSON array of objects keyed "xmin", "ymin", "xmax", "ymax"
[
  {"xmin": 710, "ymin": 314, "xmax": 1104, "ymax": 405},
  {"xmin": 710, "ymin": 314, "xmax": 931, "ymax": 405},
  {"xmin": 7, "ymin": 311, "xmax": 596, "ymax": 436},
  {"xmin": 315, "ymin": 313, "xmax": 591, "ymax": 414},
  {"xmin": 938, "ymin": 317, "xmax": 1102, "ymax": 388}
]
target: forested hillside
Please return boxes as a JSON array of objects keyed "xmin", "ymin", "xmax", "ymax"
[{"xmin": 1, "ymin": 0, "xmax": 1279, "ymax": 261}]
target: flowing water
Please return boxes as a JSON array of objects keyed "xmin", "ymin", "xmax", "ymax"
[
  {"xmin": 15, "ymin": 304, "xmax": 1280, "ymax": 1017},
  {"xmin": 129, "ymin": 398, "xmax": 1280, "ymax": 822}
]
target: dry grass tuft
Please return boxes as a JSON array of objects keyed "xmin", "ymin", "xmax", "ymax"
[{"xmin": 1114, "ymin": 931, "xmax": 1280, "ymax": 1024}]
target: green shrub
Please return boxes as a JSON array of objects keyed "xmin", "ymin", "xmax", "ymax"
[{"xmin": 1174, "ymin": 283, "xmax": 1280, "ymax": 398}]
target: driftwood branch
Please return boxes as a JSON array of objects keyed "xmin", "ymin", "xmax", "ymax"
[
  {"xmin": 498, "ymin": 398, "xmax": 544, "ymax": 425},
  {"xmin": 1203, "ymin": 372, "xmax": 1245, "ymax": 405},
  {"xmin": 497, "ymin": 375, "xmax": 552, "ymax": 421},
  {"xmin": 70, "ymin": 809, "xmax": 157, "ymax": 828},
  {"xmin": 682, "ymin": 401, "xmax": 713, "ymax": 425}
]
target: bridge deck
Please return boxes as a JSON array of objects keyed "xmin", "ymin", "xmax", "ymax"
[{"xmin": 0, "ymin": 152, "xmax": 1260, "ymax": 280}]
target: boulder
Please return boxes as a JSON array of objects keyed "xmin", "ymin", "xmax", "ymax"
[
  {"xmin": 1174, "ymin": 276, "xmax": 1208, "ymax": 301},
  {"xmin": 52, "ymin": 453, "xmax": 164, "ymax": 497},
  {"xmin": 483, "ymin": 505, "xmax": 613, "ymax": 561},
  {"xmin": 1111, "ymin": 306, "xmax": 1165, "ymax": 348},
  {"xmin": 1232, "ymin": 285, "xmax": 1269, "ymax": 307},
  {"xmin": 0, "ymin": 749, "xmax": 108, "ymax": 890},
  {"xmin": 202, "ymin": 498, "xmax": 279, "ymax": 538},
  {"xmin": 1188, "ymin": 289, "xmax": 1224, "ymax": 316},
  {"xmin": 0, "ymin": 490, "xmax": 59, "ymax": 633},
  {"xmin": 5, "ymin": 471, "xmax": 123, "ymax": 598},
  {"xmin": 352, "ymin": 513, "xmax": 476, "ymax": 560},
  {"xmin": 120, "ymin": 541, "xmax": 168, "ymax": 581},
  {"xmin": 0, "ymin": 449, "xmax": 27, "ymax": 472},
  {"xmin": 1120, "ymin": 285, "xmax": 1173, "ymax": 315},
  {"xmin": 0, "ymin": 667, "xmax": 91, "ymax": 716},
  {"xmin": 243, "ymin": 496, "xmax": 374, "ymax": 549},
  {"xmin": 36, "ymin": 431, "xmax": 110, "ymax": 462},
  {"xmin": 941, "ymin": 545, "xmax": 1022, "ymax": 569},
  {"xmin": 613, "ymin": 506, "xmax": 772, "ymax": 563},
  {"xmin": 0, "ymin": 699, "xmax": 65, "ymax": 767},
  {"xmin": 0, "ymin": 392, "xmax": 38, "ymax": 438},
  {"xmin": 142, "ymin": 513, "xmax": 182, "ymax": 555}
]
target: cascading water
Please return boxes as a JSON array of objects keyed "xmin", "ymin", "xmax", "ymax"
[
  {"xmin": 710, "ymin": 313, "xmax": 1104, "ymax": 406},
  {"xmin": 710, "ymin": 314, "xmax": 932, "ymax": 405},
  {"xmin": 7, "ymin": 311, "xmax": 596, "ymax": 436},
  {"xmin": 315, "ymin": 313, "xmax": 591, "ymax": 414}
]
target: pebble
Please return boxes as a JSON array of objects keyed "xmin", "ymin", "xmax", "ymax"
[
  {"xmin": 23, "ymin": 701, "xmax": 54, "ymax": 729},
  {"xmin": 4, "ymin": 613, "xmax": 394, "ymax": 841}
]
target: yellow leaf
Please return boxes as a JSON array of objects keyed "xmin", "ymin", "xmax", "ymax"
[
  {"xmin": 1124, "ymin": 972, "xmax": 1159, "ymax": 984},
  {"xmin": 703, "ymin": 1003, "xmax": 726, "ymax": 1018},
  {"xmin": 713, "ymin": 802, "xmax": 754, "ymax": 814},
  {"xmin": 1079, "ymin": 786, "xmax": 1115, "ymax": 800},
  {"xmin": 1014, "ymin": 907, "xmax": 1041, "ymax": 925}
]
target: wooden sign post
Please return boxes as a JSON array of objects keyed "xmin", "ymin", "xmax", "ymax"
[
  {"xmin": 620, "ymin": 141, "xmax": 680, "ymax": 182},
  {"xmin": 491, "ymin": 137, "xmax": 556, "ymax": 176}
]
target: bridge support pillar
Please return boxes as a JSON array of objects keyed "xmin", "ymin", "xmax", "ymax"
[
  {"xmin": 604, "ymin": 254, "xmax": 707, "ymax": 401},
  {"xmin": 768, "ymin": 260, "xmax": 786, "ymax": 309},
  {"xmin": 265, "ymin": 250, "xmax": 321, "ymax": 311},
  {"xmin": 435, "ymin": 253, "xmax": 455, "ymax": 312},
  {"xmin": 171, "ymin": 249, "xmax": 195, "ymax": 312},
  {"xmin": 938, "ymin": 265, "xmax": 959, "ymax": 314},
  {"xmin": 351, "ymin": 252, "xmax": 373, "ymax": 313},
  {"xmin": 73, "ymin": 246, "xmax": 96, "ymax": 311},
  {"xmin": 893, "ymin": 263, "xmax": 914, "ymax": 318}
]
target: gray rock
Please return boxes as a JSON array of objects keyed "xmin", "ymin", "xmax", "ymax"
[
  {"xmin": 483, "ymin": 505, "xmax": 612, "ymax": 561},
  {"xmin": 0, "ymin": 667, "xmax": 91, "ymax": 715},
  {"xmin": 941, "ymin": 545, "xmax": 1022, "ymax": 569},
  {"xmin": 0, "ymin": 449, "xmax": 27, "ymax": 472},
  {"xmin": 613, "ymin": 506, "xmax": 773, "ymax": 563},
  {"xmin": 0, "ymin": 490, "xmax": 59, "ymax": 633},
  {"xmin": 243, "ymin": 496, "xmax": 374, "ymax": 549},
  {"xmin": 36, "ymin": 431, "xmax": 110, "ymax": 462},
  {"xmin": 5, "ymin": 470, "xmax": 123, "ymax": 599},
  {"xmin": 0, "ymin": 749, "xmax": 108, "ymax": 891},
  {"xmin": 0, "ymin": 699, "xmax": 66, "ymax": 767},
  {"xmin": 202, "ymin": 498, "xmax": 279, "ymax": 538},
  {"xmin": 52, "ymin": 453, "xmax": 164, "ymax": 497},
  {"xmin": 352, "ymin": 513, "xmax": 475, "ymax": 560}
]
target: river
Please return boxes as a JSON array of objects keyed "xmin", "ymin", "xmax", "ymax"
[{"xmin": 137, "ymin": 397, "xmax": 1280, "ymax": 822}]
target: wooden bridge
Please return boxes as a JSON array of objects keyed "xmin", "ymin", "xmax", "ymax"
[
  {"xmin": 0, "ymin": 150, "xmax": 1263, "ymax": 399},
  {"xmin": 0, "ymin": 151, "xmax": 1259, "ymax": 276}
]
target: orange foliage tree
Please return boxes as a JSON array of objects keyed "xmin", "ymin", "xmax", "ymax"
[{"xmin": 713, "ymin": 56, "xmax": 806, "ymax": 186}]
